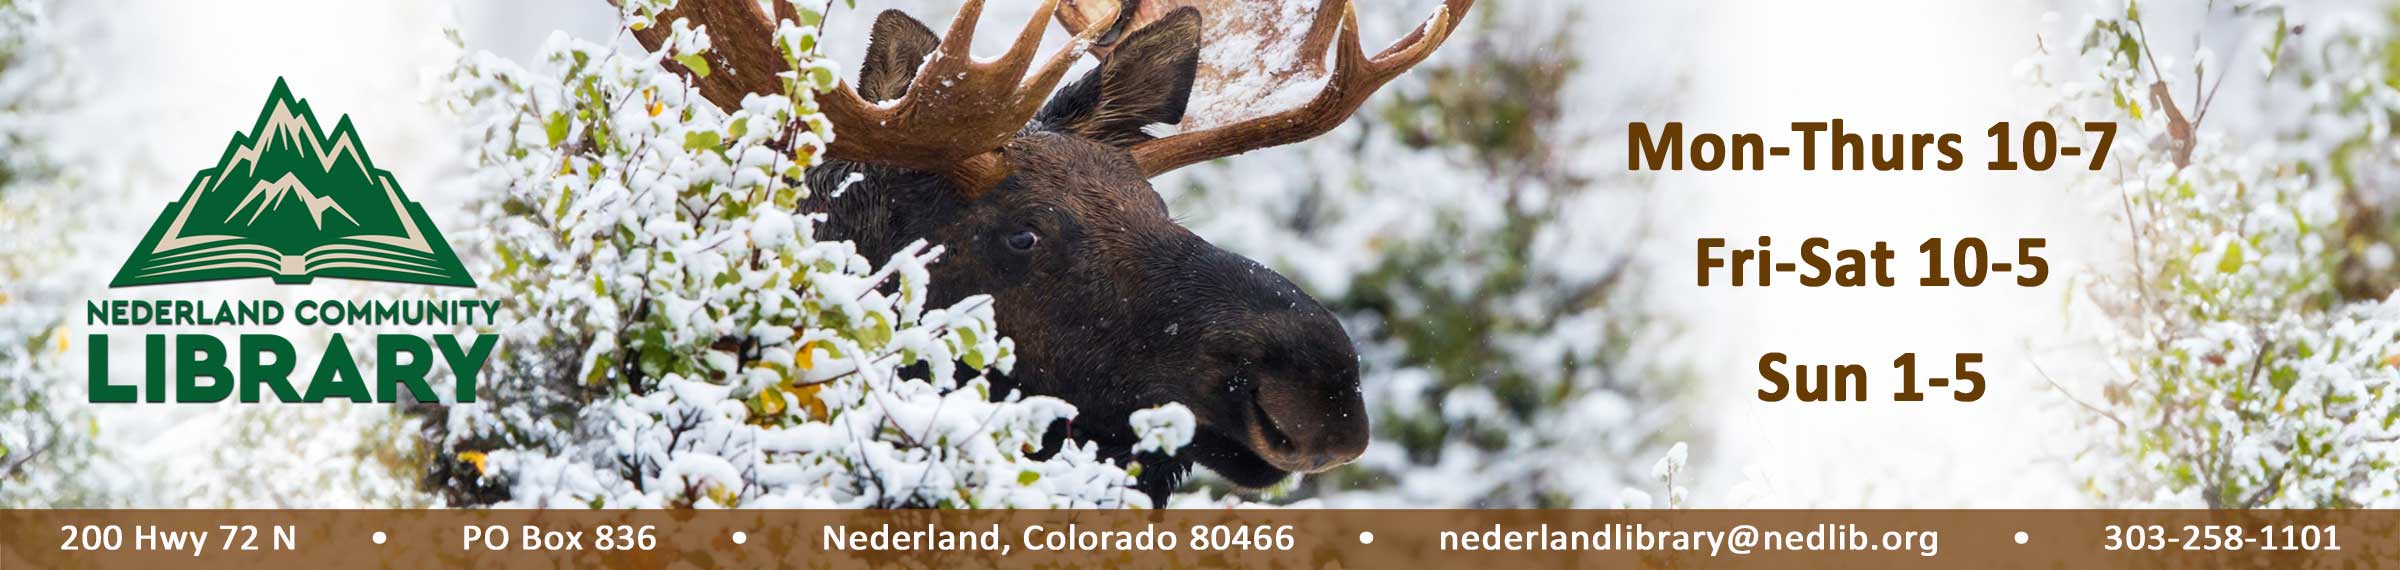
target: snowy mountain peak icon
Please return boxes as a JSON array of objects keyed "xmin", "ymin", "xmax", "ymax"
[{"xmin": 111, "ymin": 78, "xmax": 475, "ymax": 288}]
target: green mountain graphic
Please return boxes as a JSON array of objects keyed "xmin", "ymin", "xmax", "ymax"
[{"xmin": 111, "ymin": 78, "xmax": 474, "ymax": 288}]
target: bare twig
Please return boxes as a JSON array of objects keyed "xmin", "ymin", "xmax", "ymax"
[{"xmin": 2028, "ymin": 354, "xmax": 2128, "ymax": 431}]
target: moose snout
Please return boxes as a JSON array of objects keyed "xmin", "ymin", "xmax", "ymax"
[
  {"xmin": 1249, "ymin": 378, "xmax": 1370, "ymax": 472},
  {"xmin": 1163, "ymin": 241, "xmax": 1371, "ymax": 475},
  {"xmin": 1210, "ymin": 307, "xmax": 1370, "ymax": 474}
]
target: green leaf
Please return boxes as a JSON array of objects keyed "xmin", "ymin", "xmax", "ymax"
[
  {"xmin": 495, "ymin": 242, "xmax": 523, "ymax": 277},
  {"xmin": 545, "ymin": 112, "xmax": 570, "ymax": 148},
  {"xmin": 1017, "ymin": 471, "xmax": 1040, "ymax": 485},
  {"xmin": 2115, "ymin": 27, "xmax": 2141, "ymax": 71},
  {"xmin": 553, "ymin": 182, "xmax": 575, "ymax": 219},
  {"xmin": 860, "ymin": 312, "xmax": 894, "ymax": 346},
  {"xmin": 684, "ymin": 130, "xmax": 722, "ymax": 152},
  {"xmin": 2216, "ymin": 240, "xmax": 2244, "ymax": 274},
  {"xmin": 2263, "ymin": 14, "xmax": 2288, "ymax": 78},
  {"xmin": 809, "ymin": 65, "xmax": 836, "ymax": 90},
  {"xmin": 586, "ymin": 354, "xmax": 614, "ymax": 386},
  {"xmin": 674, "ymin": 53, "xmax": 713, "ymax": 78}
]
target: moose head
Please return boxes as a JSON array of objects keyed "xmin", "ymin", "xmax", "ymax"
[{"xmin": 630, "ymin": 0, "xmax": 1470, "ymax": 504}]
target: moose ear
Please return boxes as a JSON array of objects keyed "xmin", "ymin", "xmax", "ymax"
[
  {"xmin": 858, "ymin": 10, "xmax": 940, "ymax": 103},
  {"xmin": 1036, "ymin": 7, "xmax": 1201, "ymax": 148}
]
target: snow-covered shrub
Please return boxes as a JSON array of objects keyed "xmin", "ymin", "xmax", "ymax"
[
  {"xmin": 430, "ymin": 0, "xmax": 1180, "ymax": 509},
  {"xmin": 1615, "ymin": 441, "xmax": 1691, "ymax": 509},
  {"xmin": 2035, "ymin": 1, "xmax": 2400, "ymax": 507},
  {"xmin": 0, "ymin": 0, "xmax": 115, "ymax": 507}
]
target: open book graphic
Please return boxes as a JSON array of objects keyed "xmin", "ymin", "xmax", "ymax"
[{"xmin": 113, "ymin": 78, "xmax": 474, "ymax": 287}]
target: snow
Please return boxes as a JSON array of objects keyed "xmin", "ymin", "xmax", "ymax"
[
  {"xmin": 425, "ymin": 4, "xmax": 1137, "ymax": 509},
  {"xmin": 1179, "ymin": 0, "xmax": 1325, "ymax": 131},
  {"xmin": 2034, "ymin": 1, "xmax": 2400, "ymax": 508},
  {"xmin": 0, "ymin": 0, "xmax": 1700, "ymax": 511},
  {"xmin": 7, "ymin": 0, "xmax": 2389, "ymax": 513},
  {"xmin": 1128, "ymin": 403, "xmax": 1196, "ymax": 455}
]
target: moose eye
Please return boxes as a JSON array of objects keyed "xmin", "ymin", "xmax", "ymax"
[{"xmin": 1005, "ymin": 228, "xmax": 1040, "ymax": 252}]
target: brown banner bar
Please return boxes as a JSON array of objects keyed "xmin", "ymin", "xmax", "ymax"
[{"xmin": 4, "ymin": 509, "xmax": 2396, "ymax": 568}]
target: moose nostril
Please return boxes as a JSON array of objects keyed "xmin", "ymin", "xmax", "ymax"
[{"xmin": 1247, "ymin": 375, "xmax": 1370, "ymax": 473}]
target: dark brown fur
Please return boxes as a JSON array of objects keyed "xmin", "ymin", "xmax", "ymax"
[{"xmin": 800, "ymin": 9, "xmax": 1367, "ymax": 505}]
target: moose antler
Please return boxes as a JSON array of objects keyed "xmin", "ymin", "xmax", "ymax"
[
  {"xmin": 628, "ymin": 0, "xmax": 1116, "ymax": 194},
  {"xmin": 819, "ymin": 0, "xmax": 1119, "ymax": 193},
  {"xmin": 1057, "ymin": 0, "xmax": 1473, "ymax": 177}
]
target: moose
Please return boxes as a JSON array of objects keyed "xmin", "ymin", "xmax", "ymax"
[{"xmin": 629, "ymin": 0, "xmax": 1471, "ymax": 505}]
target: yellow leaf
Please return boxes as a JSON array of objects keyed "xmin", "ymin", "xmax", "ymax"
[
  {"xmin": 457, "ymin": 451, "xmax": 489, "ymax": 475},
  {"xmin": 56, "ymin": 329, "xmax": 68, "ymax": 354},
  {"xmin": 796, "ymin": 340, "xmax": 821, "ymax": 371},
  {"xmin": 706, "ymin": 484, "xmax": 739, "ymax": 507},
  {"xmin": 754, "ymin": 386, "xmax": 786, "ymax": 416},
  {"xmin": 792, "ymin": 383, "xmax": 827, "ymax": 421}
]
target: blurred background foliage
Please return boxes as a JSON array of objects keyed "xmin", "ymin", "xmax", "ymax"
[
  {"xmin": 0, "ymin": 0, "xmax": 114, "ymax": 507},
  {"xmin": 1156, "ymin": 0, "xmax": 1702, "ymax": 507},
  {"xmin": 2045, "ymin": 0, "xmax": 2400, "ymax": 508}
]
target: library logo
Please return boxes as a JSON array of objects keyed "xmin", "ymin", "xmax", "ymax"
[
  {"xmin": 87, "ymin": 78, "xmax": 496, "ymax": 404},
  {"xmin": 111, "ymin": 77, "xmax": 473, "ymax": 288}
]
